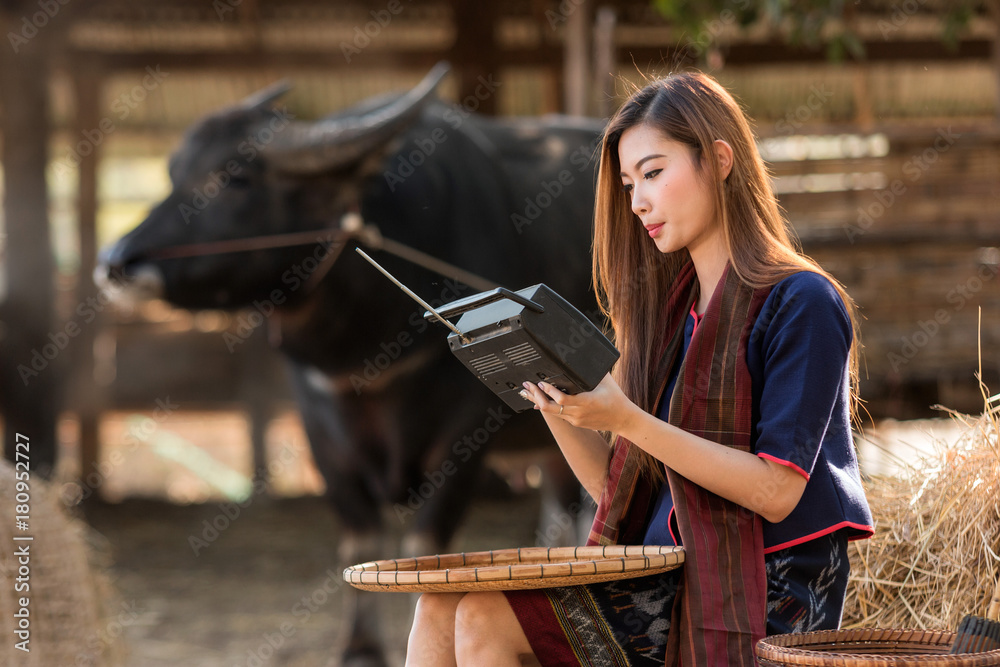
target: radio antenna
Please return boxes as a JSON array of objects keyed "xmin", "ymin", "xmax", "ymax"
[{"xmin": 355, "ymin": 248, "xmax": 469, "ymax": 343}]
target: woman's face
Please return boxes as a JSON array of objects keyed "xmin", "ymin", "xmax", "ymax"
[{"xmin": 618, "ymin": 124, "xmax": 722, "ymax": 258}]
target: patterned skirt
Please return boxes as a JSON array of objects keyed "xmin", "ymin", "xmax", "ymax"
[{"xmin": 503, "ymin": 532, "xmax": 850, "ymax": 666}]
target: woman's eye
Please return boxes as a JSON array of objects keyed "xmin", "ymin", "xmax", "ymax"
[
  {"xmin": 643, "ymin": 169, "xmax": 662, "ymax": 180},
  {"xmin": 621, "ymin": 183, "xmax": 633, "ymax": 194}
]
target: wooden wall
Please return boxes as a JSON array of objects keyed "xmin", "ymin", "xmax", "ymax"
[{"xmin": 771, "ymin": 126, "xmax": 1000, "ymax": 417}]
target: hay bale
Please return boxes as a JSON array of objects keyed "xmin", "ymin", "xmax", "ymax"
[
  {"xmin": 0, "ymin": 460, "xmax": 126, "ymax": 666},
  {"xmin": 844, "ymin": 396, "xmax": 1000, "ymax": 629}
]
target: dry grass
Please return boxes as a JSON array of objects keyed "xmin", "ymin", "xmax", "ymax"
[
  {"xmin": 0, "ymin": 462, "xmax": 127, "ymax": 666},
  {"xmin": 843, "ymin": 386, "xmax": 1000, "ymax": 630}
]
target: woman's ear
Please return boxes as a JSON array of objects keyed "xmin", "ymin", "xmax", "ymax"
[{"xmin": 713, "ymin": 139, "xmax": 734, "ymax": 180}]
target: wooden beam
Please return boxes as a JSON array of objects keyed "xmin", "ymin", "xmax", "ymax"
[
  {"xmin": 988, "ymin": 0, "xmax": 1000, "ymax": 121},
  {"xmin": 593, "ymin": 5, "xmax": 618, "ymax": 119},
  {"xmin": 798, "ymin": 230, "xmax": 1000, "ymax": 248},
  {"xmin": 702, "ymin": 37, "xmax": 995, "ymax": 65},
  {"xmin": 59, "ymin": 32, "xmax": 997, "ymax": 80},
  {"xmin": 71, "ymin": 64, "xmax": 104, "ymax": 499},
  {"xmin": 0, "ymin": 10, "xmax": 60, "ymax": 476},
  {"xmin": 448, "ymin": 0, "xmax": 500, "ymax": 115},
  {"xmin": 563, "ymin": 0, "xmax": 591, "ymax": 116}
]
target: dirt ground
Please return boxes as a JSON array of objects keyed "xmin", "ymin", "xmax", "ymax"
[
  {"xmin": 59, "ymin": 407, "xmax": 945, "ymax": 666},
  {"xmin": 83, "ymin": 491, "xmax": 543, "ymax": 667},
  {"xmin": 42, "ymin": 408, "xmax": 560, "ymax": 666}
]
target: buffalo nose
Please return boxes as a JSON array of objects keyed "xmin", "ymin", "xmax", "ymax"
[
  {"xmin": 98, "ymin": 239, "xmax": 124, "ymax": 271},
  {"xmin": 95, "ymin": 240, "xmax": 131, "ymax": 285}
]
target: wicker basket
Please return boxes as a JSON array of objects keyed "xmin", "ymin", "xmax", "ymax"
[
  {"xmin": 344, "ymin": 544, "xmax": 684, "ymax": 593},
  {"xmin": 756, "ymin": 628, "xmax": 1000, "ymax": 666}
]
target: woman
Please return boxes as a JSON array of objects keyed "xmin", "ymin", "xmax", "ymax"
[{"xmin": 405, "ymin": 71, "xmax": 873, "ymax": 666}]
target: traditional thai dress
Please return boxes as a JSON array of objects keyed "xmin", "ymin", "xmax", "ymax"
[{"xmin": 505, "ymin": 262, "xmax": 874, "ymax": 666}]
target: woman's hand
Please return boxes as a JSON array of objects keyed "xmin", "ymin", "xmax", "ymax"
[{"xmin": 519, "ymin": 373, "xmax": 640, "ymax": 434}]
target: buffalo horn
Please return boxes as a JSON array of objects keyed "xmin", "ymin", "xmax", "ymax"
[
  {"xmin": 239, "ymin": 79, "xmax": 293, "ymax": 110},
  {"xmin": 261, "ymin": 61, "xmax": 451, "ymax": 174}
]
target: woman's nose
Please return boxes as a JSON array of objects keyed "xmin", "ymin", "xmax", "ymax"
[{"xmin": 631, "ymin": 190, "xmax": 648, "ymax": 216}]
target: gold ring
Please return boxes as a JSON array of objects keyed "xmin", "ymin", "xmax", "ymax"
[{"xmin": 559, "ymin": 405, "xmax": 564, "ymax": 416}]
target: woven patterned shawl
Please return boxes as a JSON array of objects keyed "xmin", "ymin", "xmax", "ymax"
[{"xmin": 587, "ymin": 261, "xmax": 771, "ymax": 666}]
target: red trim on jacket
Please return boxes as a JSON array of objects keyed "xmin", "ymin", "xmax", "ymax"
[
  {"xmin": 763, "ymin": 521, "xmax": 875, "ymax": 554},
  {"xmin": 757, "ymin": 452, "xmax": 811, "ymax": 481}
]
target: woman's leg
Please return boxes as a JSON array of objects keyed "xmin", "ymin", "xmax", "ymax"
[
  {"xmin": 455, "ymin": 591, "xmax": 537, "ymax": 666},
  {"xmin": 405, "ymin": 592, "xmax": 465, "ymax": 667}
]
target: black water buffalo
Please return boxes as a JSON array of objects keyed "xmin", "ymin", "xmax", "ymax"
[{"xmin": 98, "ymin": 63, "xmax": 604, "ymax": 665}]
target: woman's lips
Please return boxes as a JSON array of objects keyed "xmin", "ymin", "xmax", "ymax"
[{"xmin": 645, "ymin": 223, "xmax": 665, "ymax": 238}]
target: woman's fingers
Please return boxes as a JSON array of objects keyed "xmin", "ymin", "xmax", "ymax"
[
  {"xmin": 535, "ymin": 381, "xmax": 566, "ymax": 401},
  {"xmin": 518, "ymin": 382, "xmax": 544, "ymax": 409},
  {"xmin": 520, "ymin": 381, "xmax": 567, "ymax": 416},
  {"xmin": 519, "ymin": 374, "xmax": 626, "ymax": 431}
]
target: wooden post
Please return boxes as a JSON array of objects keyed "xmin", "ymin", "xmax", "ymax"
[
  {"xmin": 593, "ymin": 6, "xmax": 617, "ymax": 119},
  {"xmin": 243, "ymin": 328, "xmax": 276, "ymax": 490},
  {"xmin": 448, "ymin": 0, "xmax": 499, "ymax": 116},
  {"xmin": 236, "ymin": 0, "xmax": 263, "ymax": 50},
  {"xmin": 564, "ymin": 0, "xmax": 592, "ymax": 116},
  {"xmin": 0, "ymin": 8, "xmax": 59, "ymax": 477},
  {"xmin": 852, "ymin": 64, "xmax": 874, "ymax": 130},
  {"xmin": 72, "ymin": 64, "xmax": 103, "ymax": 497},
  {"xmin": 989, "ymin": 0, "xmax": 1000, "ymax": 123}
]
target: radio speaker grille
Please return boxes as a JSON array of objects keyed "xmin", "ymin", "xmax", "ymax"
[
  {"xmin": 504, "ymin": 342, "xmax": 542, "ymax": 366},
  {"xmin": 470, "ymin": 353, "xmax": 507, "ymax": 376}
]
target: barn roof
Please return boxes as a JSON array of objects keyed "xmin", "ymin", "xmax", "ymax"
[{"xmin": 33, "ymin": 0, "xmax": 997, "ymax": 134}]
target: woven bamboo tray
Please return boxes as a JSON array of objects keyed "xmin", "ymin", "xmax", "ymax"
[
  {"xmin": 756, "ymin": 628, "xmax": 1000, "ymax": 666},
  {"xmin": 343, "ymin": 545, "xmax": 685, "ymax": 593}
]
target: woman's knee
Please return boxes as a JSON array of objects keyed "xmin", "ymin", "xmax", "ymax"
[
  {"xmin": 454, "ymin": 592, "xmax": 498, "ymax": 636},
  {"xmin": 455, "ymin": 592, "xmax": 531, "ymax": 655},
  {"xmin": 407, "ymin": 593, "xmax": 466, "ymax": 667},
  {"xmin": 414, "ymin": 592, "xmax": 465, "ymax": 624}
]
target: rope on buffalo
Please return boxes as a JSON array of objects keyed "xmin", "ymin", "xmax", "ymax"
[{"xmin": 146, "ymin": 211, "xmax": 500, "ymax": 293}]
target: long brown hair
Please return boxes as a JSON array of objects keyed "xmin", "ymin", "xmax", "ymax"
[{"xmin": 592, "ymin": 71, "xmax": 862, "ymax": 479}]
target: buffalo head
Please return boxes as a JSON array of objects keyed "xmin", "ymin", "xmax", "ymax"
[{"xmin": 97, "ymin": 63, "xmax": 451, "ymax": 310}]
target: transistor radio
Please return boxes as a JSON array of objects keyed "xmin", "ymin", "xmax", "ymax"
[{"xmin": 356, "ymin": 249, "xmax": 620, "ymax": 412}]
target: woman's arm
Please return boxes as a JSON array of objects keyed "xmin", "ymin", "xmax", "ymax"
[
  {"xmin": 520, "ymin": 383, "xmax": 611, "ymax": 502},
  {"xmin": 526, "ymin": 375, "xmax": 807, "ymax": 523},
  {"xmin": 615, "ymin": 405, "xmax": 807, "ymax": 523}
]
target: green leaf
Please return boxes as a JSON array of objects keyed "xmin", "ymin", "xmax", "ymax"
[{"xmin": 648, "ymin": 0, "xmax": 974, "ymax": 65}]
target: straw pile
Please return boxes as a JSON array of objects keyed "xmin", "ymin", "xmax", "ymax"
[
  {"xmin": 0, "ymin": 461, "xmax": 127, "ymax": 666},
  {"xmin": 843, "ymin": 390, "xmax": 1000, "ymax": 630}
]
